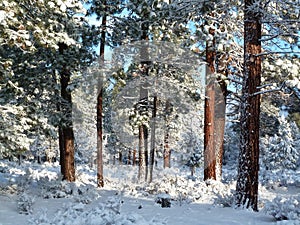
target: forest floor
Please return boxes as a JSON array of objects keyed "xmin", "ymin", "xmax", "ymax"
[{"xmin": 0, "ymin": 160, "xmax": 299, "ymax": 225}]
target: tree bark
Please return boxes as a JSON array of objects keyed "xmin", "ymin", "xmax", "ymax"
[
  {"xmin": 163, "ymin": 100, "xmax": 171, "ymax": 168},
  {"xmin": 138, "ymin": 83, "xmax": 148, "ymax": 181},
  {"xmin": 236, "ymin": 0, "xmax": 262, "ymax": 211},
  {"xmin": 97, "ymin": 87, "xmax": 104, "ymax": 187},
  {"xmin": 61, "ymin": 125, "xmax": 75, "ymax": 182},
  {"xmin": 144, "ymin": 123, "xmax": 149, "ymax": 180},
  {"xmin": 127, "ymin": 149, "xmax": 131, "ymax": 165},
  {"xmin": 58, "ymin": 119, "xmax": 65, "ymax": 175},
  {"xmin": 133, "ymin": 149, "xmax": 137, "ymax": 166},
  {"xmin": 59, "ymin": 42, "xmax": 75, "ymax": 182},
  {"xmin": 149, "ymin": 95, "xmax": 157, "ymax": 182},
  {"xmin": 163, "ymin": 131, "xmax": 170, "ymax": 168},
  {"xmin": 214, "ymin": 118, "xmax": 224, "ymax": 180},
  {"xmin": 53, "ymin": 69, "xmax": 65, "ymax": 176},
  {"xmin": 138, "ymin": 16, "xmax": 149, "ymax": 181},
  {"xmin": 204, "ymin": 28, "xmax": 216, "ymax": 181},
  {"xmin": 96, "ymin": 12, "xmax": 106, "ymax": 188},
  {"xmin": 118, "ymin": 151, "xmax": 122, "ymax": 164},
  {"xmin": 138, "ymin": 124, "xmax": 146, "ymax": 180},
  {"xmin": 214, "ymin": 68, "xmax": 227, "ymax": 181}
]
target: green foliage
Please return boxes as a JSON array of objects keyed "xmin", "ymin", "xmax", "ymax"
[
  {"xmin": 0, "ymin": 0, "xmax": 99, "ymax": 158},
  {"xmin": 1, "ymin": 0, "xmax": 299, "ymax": 166},
  {"xmin": 261, "ymin": 117, "xmax": 300, "ymax": 171},
  {"xmin": 290, "ymin": 112, "xmax": 300, "ymax": 128},
  {"xmin": 87, "ymin": 0, "xmax": 125, "ymax": 18}
]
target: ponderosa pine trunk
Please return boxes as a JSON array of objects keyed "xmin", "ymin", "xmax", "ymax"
[
  {"xmin": 52, "ymin": 73, "xmax": 65, "ymax": 175},
  {"xmin": 236, "ymin": 0, "xmax": 262, "ymax": 211},
  {"xmin": 163, "ymin": 99, "xmax": 172, "ymax": 168},
  {"xmin": 204, "ymin": 27, "xmax": 216, "ymax": 180},
  {"xmin": 138, "ymin": 84, "xmax": 148, "ymax": 181},
  {"xmin": 59, "ymin": 43, "xmax": 75, "ymax": 182},
  {"xmin": 144, "ymin": 124, "xmax": 149, "ymax": 180},
  {"xmin": 138, "ymin": 124, "xmax": 146, "ymax": 180},
  {"xmin": 138, "ymin": 19, "xmax": 149, "ymax": 181},
  {"xmin": 215, "ymin": 67, "xmax": 227, "ymax": 181},
  {"xmin": 163, "ymin": 131, "xmax": 170, "ymax": 168},
  {"xmin": 96, "ymin": 12, "xmax": 106, "ymax": 188},
  {"xmin": 128, "ymin": 149, "xmax": 131, "ymax": 165},
  {"xmin": 133, "ymin": 149, "xmax": 137, "ymax": 166},
  {"xmin": 58, "ymin": 115, "xmax": 65, "ymax": 176},
  {"xmin": 97, "ymin": 86, "xmax": 104, "ymax": 187},
  {"xmin": 214, "ymin": 91, "xmax": 226, "ymax": 181},
  {"xmin": 53, "ymin": 70, "xmax": 65, "ymax": 176},
  {"xmin": 149, "ymin": 95, "xmax": 157, "ymax": 182}
]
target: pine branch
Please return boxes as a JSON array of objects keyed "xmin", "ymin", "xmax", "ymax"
[
  {"xmin": 255, "ymin": 51, "xmax": 300, "ymax": 56},
  {"xmin": 261, "ymin": 33, "xmax": 300, "ymax": 42},
  {"xmin": 251, "ymin": 82, "xmax": 286, "ymax": 96}
]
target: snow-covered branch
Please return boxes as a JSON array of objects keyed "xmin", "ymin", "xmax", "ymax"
[
  {"xmin": 251, "ymin": 82, "xmax": 285, "ymax": 96},
  {"xmin": 256, "ymin": 51, "xmax": 300, "ymax": 56}
]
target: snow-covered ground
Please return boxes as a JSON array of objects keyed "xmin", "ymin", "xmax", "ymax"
[{"xmin": 0, "ymin": 160, "xmax": 299, "ymax": 225}]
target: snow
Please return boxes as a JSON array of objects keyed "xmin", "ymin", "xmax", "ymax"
[{"xmin": 0, "ymin": 160, "xmax": 299, "ymax": 225}]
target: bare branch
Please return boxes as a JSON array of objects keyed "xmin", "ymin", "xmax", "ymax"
[
  {"xmin": 256, "ymin": 51, "xmax": 300, "ymax": 56},
  {"xmin": 122, "ymin": 96, "xmax": 139, "ymax": 99},
  {"xmin": 251, "ymin": 82, "xmax": 286, "ymax": 96},
  {"xmin": 257, "ymin": 83, "xmax": 274, "ymax": 89},
  {"xmin": 261, "ymin": 33, "xmax": 300, "ymax": 42}
]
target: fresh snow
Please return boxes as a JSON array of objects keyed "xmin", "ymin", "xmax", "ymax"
[{"xmin": 0, "ymin": 161, "xmax": 299, "ymax": 225}]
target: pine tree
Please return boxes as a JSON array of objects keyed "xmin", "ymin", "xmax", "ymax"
[
  {"xmin": 0, "ymin": 1, "xmax": 98, "ymax": 178},
  {"xmin": 204, "ymin": 26, "xmax": 217, "ymax": 180},
  {"xmin": 149, "ymin": 95, "xmax": 157, "ymax": 182},
  {"xmin": 163, "ymin": 99, "xmax": 172, "ymax": 168},
  {"xmin": 168, "ymin": 0, "xmax": 238, "ymax": 181},
  {"xmin": 236, "ymin": 0, "xmax": 300, "ymax": 210},
  {"xmin": 261, "ymin": 116, "xmax": 300, "ymax": 171},
  {"xmin": 87, "ymin": 0, "xmax": 126, "ymax": 186},
  {"xmin": 235, "ymin": 0, "xmax": 262, "ymax": 211},
  {"xmin": 59, "ymin": 43, "xmax": 75, "ymax": 181}
]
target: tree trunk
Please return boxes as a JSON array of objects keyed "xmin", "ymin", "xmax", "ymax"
[
  {"xmin": 138, "ymin": 17, "xmax": 149, "ymax": 181},
  {"xmin": 133, "ymin": 149, "xmax": 137, "ymax": 166},
  {"xmin": 236, "ymin": 0, "xmax": 262, "ymax": 211},
  {"xmin": 163, "ymin": 132, "xmax": 170, "ymax": 168},
  {"xmin": 191, "ymin": 166, "xmax": 195, "ymax": 177},
  {"xmin": 138, "ymin": 82, "xmax": 148, "ymax": 181},
  {"xmin": 53, "ymin": 68, "xmax": 65, "ymax": 176},
  {"xmin": 214, "ymin": 102, "xmax": 225, "ymax": 181},
  {"xmin": 204, "ymin": 28, "xmax": 216, "ymax": 181},
  {"xmin": 96, "ymin": 12, "xmax": 106, "ymax": 188},
  {"xmin": 138, "ymin": 124, "xmax": 146, "ymax": 180},
  {"xmin": 18, "ymin": 154, "xmax": 22, "ymax": 166},
  {"xmin": 61, "ymin": 126, "xmax": 75, "ymax": 182},
  {"xmin": 113, "ymin": 155, "xmax": 116, "ymax": 165},
  {"xmin": 128, "ymin": 149, "xmax": 131, "ymax": 165},
  {"xmin": 144, "ymin": 124, "xmax": 149, "ymax": 180},
  {"xmin": 58, "ymin": 128, "xmax": 64, "ymax": 173},
  {"xmin": 97, "ymin": 87, "xmax": 104, "ymax": 187},
  {"xmin": 118, "ymin": 151, "xmax": 123, "ymax": 164},
  {"xmin": 163, "ymin": 100, "xmax": 171, "ymax": 168},
  {"xmin": 149, "ymin": 96, "xmax": 157, "ymax": 182},
  {"xmin": 59, "ymin": 42, "xmax": 75, "ymax": 182},
  {"xmin": 214, "ymin": 68, "xmax": 227, "ymax": 181}
]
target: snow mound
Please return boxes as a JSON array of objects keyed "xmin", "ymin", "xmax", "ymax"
[
  {"xmin": 29, "ymin": 197, "xmax": 166, "ymax": 225},
  {"xmin": 263, "ymin": 196, "xmax": 300, "ymax": 221}
]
